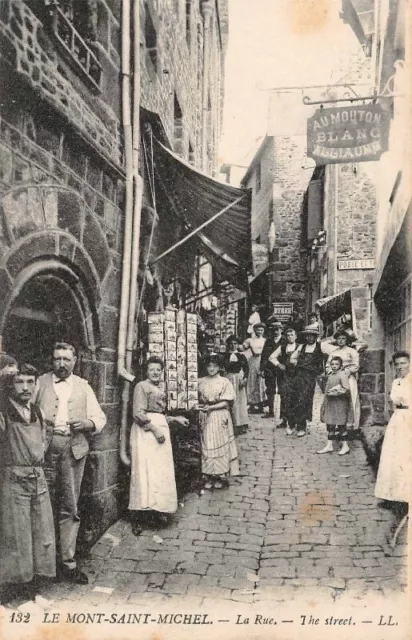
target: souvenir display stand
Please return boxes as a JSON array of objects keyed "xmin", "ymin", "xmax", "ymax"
[{"xmin": 147, "ymin": 308, "xmax": 202, "ymax": 493}]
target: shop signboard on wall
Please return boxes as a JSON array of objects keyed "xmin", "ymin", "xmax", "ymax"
[
  {"xmin": 307, "ymin": 105, "xmax": 390, "ymax": 165},
  {"xmin": 338, "ymin": 258, "xmax": 375, "ymax": 270},
  {"xmin": 271, "ymin": 302, "xmax": 293, "ymax": 322}
]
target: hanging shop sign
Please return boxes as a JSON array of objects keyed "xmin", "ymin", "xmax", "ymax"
[
  {"xmin": 338, "ymin": 258, "xmax": 375, "ymax": 270},
  {"xmin": 271, "ymin": 302, "xmax": 294, "ymax": 322},
  {"xmin": 307, "ymin": 105, "xmax": 390, "ymax": 165}
]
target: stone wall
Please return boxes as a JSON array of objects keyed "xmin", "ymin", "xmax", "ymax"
[
  {"xmin": 323, "ymin": 162, "xmax": 377, "ymax": 337},
  {"xmin": 140, "ymin": 0, "xmax": 225, "ymax": 169},
  {"xmin": 243, "ymin": 138, "xmax": 275, "ymax": 245},
  {"xmin": 0, "ymin": 0, "xmax": 229, "ymax": 549},
  {"xmin": 0, "ymin": 0, "xmax": 122, "ymax": 166},
  {"xmin": 270, "ymin": 134, "xmax": 308, "ymax": 313},
  {"xmin": 322, "ymin": 162, "xmax": 384, "ymax": 433}
]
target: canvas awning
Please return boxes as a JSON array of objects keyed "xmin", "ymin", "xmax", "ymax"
[
  {"xmin": 315, "ymin": 289, "xmax": 354, "ymax": 327},
  {"xmin": 151, "ymin": 136, "xmax": 252, "ymax": 289}
]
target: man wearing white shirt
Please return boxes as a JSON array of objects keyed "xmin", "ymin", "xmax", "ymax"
[{"xmin": 36, "ymin": 342, "xmax": 106, "ymax": 584}]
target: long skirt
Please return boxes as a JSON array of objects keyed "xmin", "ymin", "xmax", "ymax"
[
  {"xmin": 0, "ymin": 467, "xmax": 56, "ymax": 585},
  {"xmin": 375, "ymin": 409, "xmax": 412, "ymax": 503},
  {"xmin": 200, "ymin": 408, "xmax": 240, "ymax": 477},
  {"xmin": 226, "ymin": 371, "xmax": 248, "ymax": 429},
  {"xmin": 129, "ymin": 413, "xmax": 178, "ymax": 513},
  {"xmin": 246, "ymin": 354, "xmax": 265, "ymax": 405}
]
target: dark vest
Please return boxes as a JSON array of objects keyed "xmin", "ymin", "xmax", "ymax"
[{"xmin": 296, "ymin": 342, "xmax": 324, "ymax": 376}]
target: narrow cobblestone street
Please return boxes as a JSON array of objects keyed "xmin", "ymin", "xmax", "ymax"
[{"xmin": 38, "ymin": 390, "xmax": 407, "ymax": 612}]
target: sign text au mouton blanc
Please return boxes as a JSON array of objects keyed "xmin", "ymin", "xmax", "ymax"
[{"xmin": 307, "ymin": 105, "xmax": 390, "ymax": 165}]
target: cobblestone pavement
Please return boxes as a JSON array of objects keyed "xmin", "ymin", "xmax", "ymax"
[{"xmin": 39, "ymin": 390, "xmax": 407, "ymax": 608}]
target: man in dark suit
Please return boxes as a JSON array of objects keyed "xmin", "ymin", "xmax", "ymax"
[{"xmin": 259, "ymin": 320, "xmax": 284, "ymax": 419}]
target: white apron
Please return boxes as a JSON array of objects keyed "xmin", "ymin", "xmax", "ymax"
[{"xmin": 129, "ymin": 412, "xmax": 178, "ymax": 513}]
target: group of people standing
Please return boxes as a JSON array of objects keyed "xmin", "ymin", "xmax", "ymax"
[
  {"xmin": 1, "ymin": 315, "xmax": 409, "ymax": 604},
  {"xmin": 239, "ymin": 307, "xmax": 363, "ymax": 454},
  {"xmin": 0, "ymin": 344, "xmax": 106, "ymax": 604}
]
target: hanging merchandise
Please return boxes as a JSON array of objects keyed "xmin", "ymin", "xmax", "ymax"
[
  {"xmin": 147, "ymin": 308, "xmax": 198, "ymax": 411},
  {"xmin": 186, "ymin": 312, "xmax": 199, "ymax": 410}
]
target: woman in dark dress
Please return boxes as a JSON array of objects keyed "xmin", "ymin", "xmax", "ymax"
[{"xmin": 222, "ymin": 335, "xmax": 249, "ymax": 435}]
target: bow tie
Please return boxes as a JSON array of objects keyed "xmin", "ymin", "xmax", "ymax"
[{"xmin": 55, "ymin": 378, "xmax": 67, "ymax": 383}]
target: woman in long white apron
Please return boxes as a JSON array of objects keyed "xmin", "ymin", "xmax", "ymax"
[
  {"xmin": 375, "ymin": 351, "xmax": 412, "ymax": 504},
  {"xmin": 129, "ymin": 357, "xmax": 188, "ymax": 535}
]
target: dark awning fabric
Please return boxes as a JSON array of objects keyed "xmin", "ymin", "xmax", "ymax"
[
  {"xmin": 315, "ymin": 289, "xmax": 353, "ymax": 326},
  {"xmin": 152, "ymin": 136, "xmax": 252, "ymax": 288}
]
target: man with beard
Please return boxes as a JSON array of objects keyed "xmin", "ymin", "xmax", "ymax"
[
  {"xmin": 259, "ymin": 320, "xmax": 285, "ymax": 419},
  {"xmin": 35, "ymin": 342, "xmax": 106, "ymax": 584}
]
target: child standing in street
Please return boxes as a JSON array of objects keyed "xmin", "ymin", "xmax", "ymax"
[{"xmin": 317, "ymin": 356, "xmax": 353, "ymax": 456}]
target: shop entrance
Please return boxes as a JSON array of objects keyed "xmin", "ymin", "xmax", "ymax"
[{"xmin": 3, "ymin": 271, "xmax": 87, "ymax": 374}]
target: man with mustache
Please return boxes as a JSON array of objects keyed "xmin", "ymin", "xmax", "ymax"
[{"xmin": 36, "ymin": 342, "xmax": 106, "ymax": 585}]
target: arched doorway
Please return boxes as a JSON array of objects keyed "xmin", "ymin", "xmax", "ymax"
[{"xmin": 3, "ymin": 269, "xmax": 90, "ymax": 374}]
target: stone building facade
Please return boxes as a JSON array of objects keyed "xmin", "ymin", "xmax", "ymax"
[
  {"xmin": 306, "ymin": 162, "xmax": 381, "ymax": 426},
  {"xmin": 341, "ymin": 0, "xmax": 412, "ymax": 460},
  {"xmin": 241, "ymin": 130, "xmax": 307, "ymax": 319},
  {"xmin": 0, "ymin": 0, "xmax": 228, "ymax": 545}
]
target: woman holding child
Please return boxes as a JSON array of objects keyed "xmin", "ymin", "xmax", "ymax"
[{"xmin": 128, "ymin": 356, "xmax": 189, "ymax": 536}]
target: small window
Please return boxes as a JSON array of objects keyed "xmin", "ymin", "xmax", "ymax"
[
  {"xmin": 50, "ymin": 2, "xmax": 102, "ymax": 90},
  {"xmin": 255, "ymin": 163, "xmax": 261, "ymax": 192}
]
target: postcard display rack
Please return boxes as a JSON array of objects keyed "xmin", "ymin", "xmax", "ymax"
[{"xmin": 147, "ymin": 309, "xmax": 198, "ymax": 411}]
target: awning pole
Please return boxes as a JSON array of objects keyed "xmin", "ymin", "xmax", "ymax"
[{"xmin": 149, "ymin": 194, "xmax": 247, "ymax": 266}]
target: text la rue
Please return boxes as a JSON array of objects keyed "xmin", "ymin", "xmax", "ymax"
[{"xmin": 236, "ymin": 614, "xmax": 277, "ymax": 625}]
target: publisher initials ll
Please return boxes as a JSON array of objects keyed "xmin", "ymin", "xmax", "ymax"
[{"xmin": 379, "ymin": 616, "xmax": 397, "ymax": 626}]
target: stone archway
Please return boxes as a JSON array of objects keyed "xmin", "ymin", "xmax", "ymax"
[{"xmin": 2, "ymin": 260, "xmax": 98, "ymax": 373}]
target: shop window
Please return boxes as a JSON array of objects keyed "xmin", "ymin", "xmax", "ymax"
[
  {"xmin": 144, "ymin": 4, "xmax": 158, "ymax": 75},
  {"xmin": 255, "ymin": 162, "xmax": 261, "ymax": 192},
  {"xmin": 174, "ymin": 94, "xmax": 183, "ymax": 156}
]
